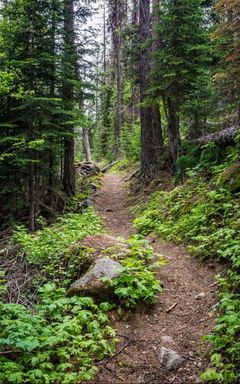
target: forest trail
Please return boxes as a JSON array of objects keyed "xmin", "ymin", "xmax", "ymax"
[{"xmin": 93, "ymin": 172, "xmax": 219, "ymax": 384}]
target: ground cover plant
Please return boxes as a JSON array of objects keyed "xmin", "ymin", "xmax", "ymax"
[
  {"xmin": 0, "ymin": 279, "xmax": 116, "ymax": 384},
  {"xmin": 105, "ymin": 235, "xmax": 165, "ymax": 308},
  {"xmin": 11, "ymin": 208, "xmax": 102, "ymax": 287},
  {"xmin": 0, "ymin": 210, "xmax": 164, "ymax": 383},
  {"xmin": 134, "ymin": 153, "xmax": 240, "ymax": 383}
]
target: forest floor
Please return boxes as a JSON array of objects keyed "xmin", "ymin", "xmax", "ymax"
[{"xmin": 90, "ymin": 172, "xmax": 222, "ymax": 384}]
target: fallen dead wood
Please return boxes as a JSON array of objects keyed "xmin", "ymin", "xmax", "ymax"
[
  {"xmin": 166, "ymin": 302, "xmax": 178, "ymax": 313},
  {"xmin": 101, "ymin": 161, "xmax": 119, "ymax": 173},
  {"xmin": 0, "ymin": 248, "xmax": 8, "ymax": 256},
  {"xmin": 96, "ymin": 341, "xmax": 131, "ymax": 366},
  {"xmin": 76, "ymin": 162, "xmax": 100, "ymax": 177},
  {"xmin": 196, "ymin": 126, "xmax": 239, "ymax": 147}
]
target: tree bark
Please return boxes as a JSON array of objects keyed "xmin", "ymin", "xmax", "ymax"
[
  {"xmin": 167, "ymin": 96, "xmax": 181, "ymax": 164},
  {"xmin": 82, "ymin": 128, "xmax": 92, "ymax": 162},
  {"xmin": 48, "ymin": 0, "xmax": 56, "ymax": 208},
  {"xmin": 140, "ymin": 0, "xmax": 161, "ymax": 179},
  {"xmin": 152, "ymin": 0, "xmax": 164, "ymax": 149},
  {"xmin": 62, "ymin": 0, "xmax": 75, "ymax": 196},
  {"xmin": 111, "ymin": 0, "xmax": 125, "ymax": 158}
]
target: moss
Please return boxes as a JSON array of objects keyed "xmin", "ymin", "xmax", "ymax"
[{"xmin": 217, "ymin": 162, "xmax": 240, "ymax": 194}]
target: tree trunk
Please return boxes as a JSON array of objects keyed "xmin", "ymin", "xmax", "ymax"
[
  {"xmin": 82, "ymin": 128, "xmax": 92, "ymax": 162},
  {"xmin": 28, "ymin": 1, "xmax": 36, "ymax": 231},
  {"xmin": 152, "ymin": 103, "xmax": 164, "ymax": 148},
  {"xmin": 152, "ymin": 0, "xmax": 164, "ymax": 149},
  {"xmin": 63, "ymin": 0, "xmax": 75, "ymax": 196},
  {"xmin": 140, "ymin": 0, "xmax": 161, "ymax": 179},
  {"xmin": 131, "ymin": 0, "xmax": 140, "ymax": 129},
  {"xmin": 112, "ymin": 0, "xmax": 123, "ymax": 157},
  {"xmin": 48, "ymin": 0, "xmax": 56, "ymax": 208},
  {"xmin": 167, "ymin": 97, "xmax": 181, "ymax": 164},
  {"xmin": 103, "ymin": 2, "xmax": 107, "ymax": 75}
]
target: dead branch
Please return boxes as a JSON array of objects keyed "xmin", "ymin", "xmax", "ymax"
[{"xmin": 166, "ymin": 302, "xmax": 178, "ymax": 313}]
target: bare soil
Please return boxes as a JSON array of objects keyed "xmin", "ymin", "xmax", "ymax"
[{"xmin": 92, "ymin": 172, "xmax": 222, "ymax": 384}]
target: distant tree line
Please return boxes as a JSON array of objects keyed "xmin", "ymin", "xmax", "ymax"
[
  {"xmin": 0, "ymin": 0, "xmax": 240, "ymax": 227},
  {"xmin": 94, "ymin": 0, "xmax": 240, "ymax": 179}
]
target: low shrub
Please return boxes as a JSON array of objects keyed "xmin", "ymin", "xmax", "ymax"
[
  {"xmin": 105, "ymin": 235, "xmax": 165, "ymax": 308},
  {"xmin": 134, "ymin": 163, "xmax": 240, "ymax": 383},
  {"xmin": 11, "ymin": 208, "xmax": 102, "ymax": 287},
  {"xmin": 0, "ymin": 279, "xmax": 116, "ymax": 383}
]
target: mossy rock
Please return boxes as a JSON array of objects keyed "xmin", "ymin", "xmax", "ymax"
[{"xmin": 217, "ymin": 162, "xmax": 240, "ymax": 194}]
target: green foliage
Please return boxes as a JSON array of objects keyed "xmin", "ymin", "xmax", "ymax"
[
  {"xmin": 109, "ymin": 158, "xmax": 133, "ymax": 173},
  {"xmin": 105, "ymin": 236, "xmax": 165, "ymax": 308},
  {"xmin": 121, "ymin": 122, "xmax": 140, "ymax": 162},
  {"xmin": 176, "ymin": 143, "xmax": 201, "ymax": 181},
  {"xmin": 134, "ymin": 159, "xmax": 240, "ymax": 382},
  {"xmin": 0, "ymin": 280, "xmax": 116, "ymax": 383},
  {"xmin": 12, "ymin": 208, "xmax": 102, "ymax": 286},
  {"xmin": 200, "ymin": 277, "xmax": 240, "ymax": 383},
  {"xmin": 134, "ymin": 176, "xmax": 240, "ymax": 270},
  {"xmin": 155, "ymin": 0, "xmax": 212, "ymax": 122}
]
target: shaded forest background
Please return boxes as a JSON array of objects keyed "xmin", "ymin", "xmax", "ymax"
[
  {"xmin": 0, "ymin": 1, "xmax": 240, "ymax": 383},
  {"xmin": 0, "ymin": 0, "xmax": 239, "ymax": 229}
]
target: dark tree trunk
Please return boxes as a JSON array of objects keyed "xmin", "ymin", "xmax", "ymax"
[
  {"xmin": 63, "ymin": 0, "xmax": 75, "ymax": 196},
  {"xmin": 188, "ymin": 111, "xmax": 200, "ymax": 140},
  {"xmin": 152, "ymin": 0, "xmax": 164, "ymax": 150},
  {"xmin": 103, "ymin": 3, "xmax": 107, "ymax": 75},
  {"xmin": 167, "ymin": 97, "xmax": 181, "ymax": 164},
  {"xmin": 82, "ymin": 128, "xmax": 92, "ymax": 163},
  {"xmin": 29, "ymin": 152, "xmax": 35, "ymax": 232},
  {"xmin": 111, "ymin": 0, "xmax": 124, "ymax": 158},
  {"xmin": 48, "ymin": 0, "xmax": 56, "ymax": 208},
  {"xmin": 28, "ymin": 1, "xmax": 36, "ymax": 231},
  {"xmin": 131, "ymin": 0, "xmax": 140, "ymax": 128},
  {"xmin": 152, "ymin": 103, "xmax": 164, "ymax": 148},
  {"xmin": 140, "ymin": 0, "xmax": 162, "ymax": 179}
]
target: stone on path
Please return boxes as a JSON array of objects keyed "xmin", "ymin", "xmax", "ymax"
[
  {"xmin": 161, "ymin": 335, "xmax": 174, "ymax": 344},
  {"xmin": 67, "ymin": 258, "xmax": 123, "ymax": 296},
  {"xmin": 195, "ymin": 292, "xmax": 206, "ymax": 300},
  {"xmin": 158, "ymin": 347, "xmax": 184, "ymax": 371}
]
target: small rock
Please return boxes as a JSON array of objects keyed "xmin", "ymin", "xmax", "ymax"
[
  {"xmin": 197, "ymin": 360, "xmax": 202, "ymax": 368},
  {"xmin": 158, "ymin": 347, "xmax": 184, "ymax": 371},
  {"xmin": 194, "ymin": 375, "xmax": 201, "ymax": 384},
  {"xmin": 106, "ymin": 208, "xmax": 113, "ymax": 212},
  {"xmin": 195, "ymin": 292, "xmax": 206, "ymax": 300},
  {"xmin": 161, "ymin": 335, "xmax": 174, "ymax": 344},
  {"xmin": 67, "ymin": 258, "xmax": 123, "ymax": 296}
]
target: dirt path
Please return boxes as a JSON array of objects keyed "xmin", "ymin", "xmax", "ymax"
[{"xmin": 93, "ymin": 173, "xmax": 220, "ymax": 384}]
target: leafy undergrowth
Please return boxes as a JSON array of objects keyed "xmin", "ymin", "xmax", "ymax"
[
  {"xmin": 11, "ymin": 208, "xmax": 102, "ymax": 287},
  {"xmin": 0, "ymin": 279, "xmax": 116, "ymax": 384},
  {"xmin": 109, "ymin": 158, "xmax": 137, "ymax": 174},
  {"xmin": 105, "ymin": 235, "xmax": 165, "ymax": 308},
  {"xmin": 1, "ymin": 209, "xmax": 163, "ymax": 383},
  {"xmin": 134, "ymin": 162, "xmax": 240, "ymax": 383}
]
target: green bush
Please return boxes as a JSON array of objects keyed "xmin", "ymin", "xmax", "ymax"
[
  {"xmin": 134, "ymin": 164, "xmax": 240, "ymax": 383},
  {"xmin": 11, "ymin": 208, "xmax": 102, "ymax": 286},
  {"xmin": 105, "ymin": 236, "xmax": 165, "ymax": 308},
  {"xmin": 0, "ymin": 280, "xmax": 116, "ymax": 383},
  {"xmin": 200, "ymin": 276, "xmax": 240, "ymax": 383}
]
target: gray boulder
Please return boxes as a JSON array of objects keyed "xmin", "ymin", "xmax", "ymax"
[
  {"xmin": 158, "ymin": 347, "xmax": 184, "ymax": 371},
  {"xmin": 67, "ymin": 258, "xmax": 123, "ymax": 296}
]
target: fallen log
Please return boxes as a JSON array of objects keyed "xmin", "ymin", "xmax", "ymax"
[
  {"xmin": 101, "ymin": 161, "xmax": 119, "ymax": 173},
  {"xmin": 196, "ymin": 126, "xmax": 239, "ymax": 147},
  {"xmin": 76, "ymin": 162, "xmax": 100, "ymax": 176}
]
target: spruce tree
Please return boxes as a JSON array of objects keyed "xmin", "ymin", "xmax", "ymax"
[{"xmin": 156, "ymin": 0, "xmax": 211, "ymax": 162}]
